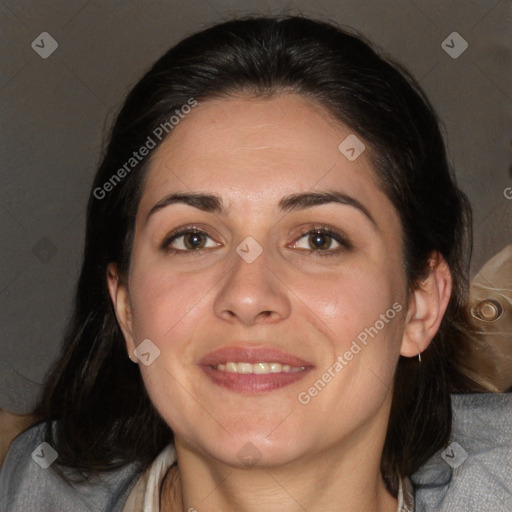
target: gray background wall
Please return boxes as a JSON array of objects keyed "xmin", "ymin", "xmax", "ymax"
[{"xmin": 1, "ymin": 0, "xmax": 511, "ymax": 414}]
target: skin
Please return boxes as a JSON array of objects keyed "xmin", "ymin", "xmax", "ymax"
[{"xmin": 108, "ymin": 94, "xmax": 452, "ymax": 512}]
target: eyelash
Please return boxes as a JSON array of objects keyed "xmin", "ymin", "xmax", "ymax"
[
  {"xmin": 160, "ymin": 224, "xmax": 353, "ymax": 256},
  {"xmin": 294, "ymin": 225, "xmax": 353, "ymax": 257}
]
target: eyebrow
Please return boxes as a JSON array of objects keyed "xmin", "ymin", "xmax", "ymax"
[{"xmin": 146, "ymin": 190, "xmax": 378, "ymax": 230}]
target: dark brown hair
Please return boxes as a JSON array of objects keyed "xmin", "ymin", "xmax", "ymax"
[{"xmin": 33, "ymin": 15, "xmax": 491, "ymax": 493}]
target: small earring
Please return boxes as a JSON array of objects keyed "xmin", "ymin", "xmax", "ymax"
[
  {"xmin": 418, "ymin": 352, "xmax": 422, "ymax": 363},
  {"xmin": 128, "ymin": 352, "xmax": 136, "ymax": 363}
]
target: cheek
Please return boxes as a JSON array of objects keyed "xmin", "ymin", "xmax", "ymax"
[
  {"xmin": 295, "ymin": 271, "xmax": 405, "ymax": 433},
  {"xmin": 126, "ymin": 266, "xmax": 211, "ymax": 431},
  {"xmin": 290, "ymin": 259, "xmax": 406, "ymax": 414},
  {"xmin": 292, "ymin": 259, "xmax": 406, "ymax": 349},
  {"xmin": 127, "ymin": 262, "xmax": 212, "ymax": 343}
]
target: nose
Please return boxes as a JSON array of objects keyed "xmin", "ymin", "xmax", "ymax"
[{"xmin": 213, "ymin": 246, "xmax": 292, "ymax": 326}]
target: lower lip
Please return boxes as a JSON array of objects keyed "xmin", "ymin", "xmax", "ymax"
[{"xmin": 200, "ymin": 365, "xmax": 314, "ymax": 394}]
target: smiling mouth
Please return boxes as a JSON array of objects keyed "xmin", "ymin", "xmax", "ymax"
[
  {"xmin": 200, "ymin": 361, "xmax": 312, "ymax": 394},
  {"xmin": 198, "ymin": 345, "xmax": 314, "ymax": 393},
  {"xmin": 214, "ymin": 362, "xmax": 306, "ymax": 374}
]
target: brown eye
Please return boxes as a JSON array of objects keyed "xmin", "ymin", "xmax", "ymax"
[
  {"xmin": 471, "ymin": 298, "xmax": 503, "ymax": 322},
  {"xmin": 183, "ymin": 232, "xmax": 207, "ymax": 249},
  {"xmin": 292, "ymin": 227, "xmax": 351, "ymax": 255},
  {"xmin": 163, "ymin": 229, "xmax": 219, "ymax": 252},
  {"xmin": 308, "ymin": 232, "xmax": 334, "ymax": 250}
]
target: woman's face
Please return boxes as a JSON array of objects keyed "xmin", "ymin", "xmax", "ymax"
[{"xmin": 114, "ymin": 94, "xmax": 410, "ymax": 468}]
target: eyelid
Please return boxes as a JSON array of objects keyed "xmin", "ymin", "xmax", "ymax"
[
  {"xmin": 289, "ymin": 224, "xmax": 353, "ymax": 253},
  {"xmin": 160, "ymin": 225, "xmax": 221, "ymax": 251},
  {"xmin": 159, "ymin": 223, "xmax": 352, "ymax": 254}
]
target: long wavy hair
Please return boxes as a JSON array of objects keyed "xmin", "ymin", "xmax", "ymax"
[{"xmin": 33, "ymin": 15, "xmax": 492, "ymax": 494}]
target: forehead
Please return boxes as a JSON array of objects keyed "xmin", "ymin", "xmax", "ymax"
[{"xmin": 139, "ymin": 94, "xmax": 390, "ymax": 218}]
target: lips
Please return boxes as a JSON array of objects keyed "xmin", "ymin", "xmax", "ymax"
[
  {"xmin": 198, "ymin": 346, "xmax": 313, "ymax": 368},
  {"xmin": 198, "ymin": 345, "xmax": 314, "ymax": 394}
]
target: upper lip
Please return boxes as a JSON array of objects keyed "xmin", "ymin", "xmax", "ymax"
[{"xmin": 198, "ymin": 345, "xmax": 314, "ymax": 367}]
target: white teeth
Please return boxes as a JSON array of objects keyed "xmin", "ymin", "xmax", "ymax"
[
  {"xmin": 238, "ymin": 362, "xmax": 253, "ymax": 374},
  {"xmin": 269, "ymin": 363, "xmax": 281, "ymax": 373},
  {"xmin": 214, "ymin": 362, "xmax": 305, "ymax": 374},
  {"xmin": 253, "ymin": 362, "xmax": 269, "ymax": 374},
  {"xmin": 225, "ymin": 362, "xmax": 237, "ymax": 372}
]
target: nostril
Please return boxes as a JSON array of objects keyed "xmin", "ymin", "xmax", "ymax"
[
  {"xmin": 258, "ymin": 311, "xmax": 273, "ymax": 319},
  {"xmin": 471, "ymin": 298, "xmax": 503, "ymax": 322}
]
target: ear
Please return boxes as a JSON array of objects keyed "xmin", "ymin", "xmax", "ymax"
[
  {"xmin": 107, "ymin": 263, "xmax": 137, "ymax": 359},
  {"xmin": 400, "ymin": 252, "xmax": 453, "ymax": 358}
]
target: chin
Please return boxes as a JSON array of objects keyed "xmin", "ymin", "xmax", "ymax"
[{"xmin": 205, "ymin": 432, "xmax": 306, "ymax": 469}]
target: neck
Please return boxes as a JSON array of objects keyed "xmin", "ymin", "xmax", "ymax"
[{"xmin": 160, "ymin": 417, "xmax": 398, "ymax": 512}]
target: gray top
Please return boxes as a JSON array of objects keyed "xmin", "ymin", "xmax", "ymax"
[
  {"xmin": 1, "ymin": 393, "xmax": 511, "ymax": 511},
  {"xmin": 412, "ymin": 393, "xmax": 512, "ymax": 511}
]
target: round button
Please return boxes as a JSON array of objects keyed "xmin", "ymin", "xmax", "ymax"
[{"xmin": 471, "ymin": 298, "xmax": 503, "ymax": 322}]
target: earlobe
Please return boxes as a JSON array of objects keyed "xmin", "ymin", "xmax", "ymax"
[
  {"xmin": 400, "ymin": 253, "xmax": 453, "ymax": 358},
  {"xmin": 106, "ymin": 263, "xmax": 136, "ymax": 357}
]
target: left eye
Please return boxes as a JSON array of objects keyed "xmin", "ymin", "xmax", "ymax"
[
  {"xmin": 166, "ymin": 230, "xmax": 219, "ymax": 251},
  {"xmin": 293, "ymin": 231, "xmax": 343, "ymax": 251}
]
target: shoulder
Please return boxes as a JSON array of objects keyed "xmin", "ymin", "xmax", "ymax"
[
  {"xmin": 0, "ymin": 409, "xmax": 34, "ymax": 465},
  {"xmin": 412, "ymin": 393, "xmax": 512, "ymax": 511},
  {"xmin": 0, "ymin": 421, "xmax": 143, "ymax": 512}
]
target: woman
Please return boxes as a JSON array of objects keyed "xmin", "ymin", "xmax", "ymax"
[{"xmin": 1, "ymin": 15, "xmax": 510, "ymax": 512}]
